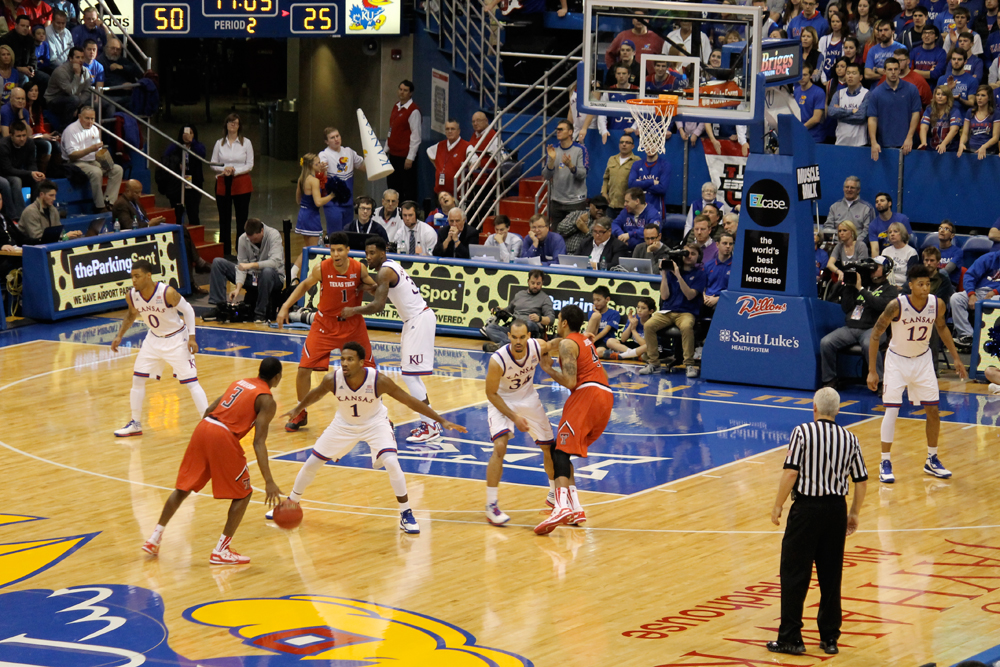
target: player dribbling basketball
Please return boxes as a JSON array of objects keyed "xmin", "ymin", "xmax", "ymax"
[
  {"xmin": 142, "ymin": 357, "xmax": 284, "ymax": 565},
  {"xmin": 535, "ymin": 305, "xmax": 615, "ymax": 535}
]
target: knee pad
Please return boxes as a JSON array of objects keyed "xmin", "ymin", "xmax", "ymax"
[
  {"xmin": 552, "ymin": 448, "xmax": 573, "ymax": 479},
  {"xmin": 881, "ymin": 407, "xmax": 899, "ymax": 443},
  {"xmin": 402, "ymin": 375, "xmax": 428, "ymax": 402}
]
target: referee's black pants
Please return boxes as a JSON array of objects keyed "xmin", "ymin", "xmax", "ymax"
[{"xmin": 778, "ymin": 495, "xmax": 847, "ymax": 645}]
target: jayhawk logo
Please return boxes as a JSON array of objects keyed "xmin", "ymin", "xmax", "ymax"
[
  {"xmin": 349, "ymin": 0, "xmax": 392, "ymax": 30},
  {"xmin": 337, "ymin": 156, "xmax": 350, "ymax": 173},
  {"xmin": 496, "ymin": 0, "xmax": 523, "ymax": 14},
  {"xmin": 0, "ymin": 586, "xmax": 534, "ymax": 666}
]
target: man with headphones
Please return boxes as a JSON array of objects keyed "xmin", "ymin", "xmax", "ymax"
[{"xmin": 345, "ymin": 196, "xmax": 389, "ymax": 242}]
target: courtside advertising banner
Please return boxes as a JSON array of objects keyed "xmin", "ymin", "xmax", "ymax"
[
  {"xmin": 22, "ymin": 227, "xmax": 186, "ymax": 320},
  {"xmin": 304, "ymin": 250, "xmax": 659, "ymax": 331}
]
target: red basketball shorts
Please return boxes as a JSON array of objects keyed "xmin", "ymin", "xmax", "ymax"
[
  {"xmin": 299, "ymin": 315, "xmax": 374, "ymax": 370},
  {"xmin": 175, "ymin": 419, "xmax": 252, "ymax": 499},
  {"xmin": 556, "ymin": 384, "xmax": 614, "ymax": 457}
]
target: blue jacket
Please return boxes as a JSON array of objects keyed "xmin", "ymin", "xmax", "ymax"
[
  {"xmin": 963, "ymin": 250, "xmax": 1000, "ymax": 293},
  {"xmin": 612, "ymin": 203, "xmax": 662, "ymax": 250},
  {"xmin": 627, "ymin": 157, "xmax": 671, "ymax": 220}
]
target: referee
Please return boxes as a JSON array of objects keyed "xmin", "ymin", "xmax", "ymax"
[{"xmin": 767, "ymin": 387, "xmax": 868, "ymax": 656}]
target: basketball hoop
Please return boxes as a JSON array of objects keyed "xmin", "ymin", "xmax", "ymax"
[{"xmin": 626, "ymin": 95, "xmax": 679, "ymax": 156}]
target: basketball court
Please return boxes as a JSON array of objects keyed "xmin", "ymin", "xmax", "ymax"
[{"xmin": 1, "ymin": 315, "xmax": 999, "ymax": 666}]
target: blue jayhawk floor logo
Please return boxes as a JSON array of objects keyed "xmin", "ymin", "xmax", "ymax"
[
  {"xmin": 0, "ymin": 585, "xmax": 534, "ymax": 666},
  {"xmin": 349, "ymin": 0, "xmax": 392, "ymax": 30}
]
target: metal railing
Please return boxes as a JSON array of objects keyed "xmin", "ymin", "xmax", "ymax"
[
  {"xmin": 90, "ymin": 87, "xmax": 221, "ymax": 203},
  {"xmin": 454, "ymin": 43, "xmax": 583, "ymax": 226},
  {"xmin": 92, "ymin": 0, "xmax": 152, "ymax": 74}
]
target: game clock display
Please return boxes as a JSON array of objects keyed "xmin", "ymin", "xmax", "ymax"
[{"xmin": 136, "ymin": 0, "xmax": 399, "ymax": 36}]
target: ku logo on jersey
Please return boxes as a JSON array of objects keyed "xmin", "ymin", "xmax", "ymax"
[
  {"xmin": 409, "ymin": 354, "xmax": 423, "ymax": 366},
  {"xmin": 0, "ymin": 585, "xmax": 532, "ymax": 666},
  {"xmin": 336, "ymin": 156, "xmax": 350, "ymax": 173}
]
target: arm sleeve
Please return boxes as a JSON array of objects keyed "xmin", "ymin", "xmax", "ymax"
[
  {"xmin": 573, "ymin": 146, "xmax": 588, "ymax": 180},
  {"xmin": 234, "ymin": 139, "xmax": 253, "ymax": 175},
  {"xmin": 598, "ymin": 114, "xmax": 608, "ymax": 135},
  {"xmin": 510, "ymin": 235, "xmax": 522, "ymax": 258},
  {"xmin": 235, "ymin": 236, "xmax": 249, "ymax": 285},
  {"xmin": 177, "ymin": 296, "xmax": 196, "ymax": 333},
  {"xmin": 541, "ymin": 296, "xmax": 556, "ymax": 323},
  {"xmin": 407, "ymin": 109, "xmax": 421, "ymax": 161},
  {"xmin": 783, "ymin": 425, "xmax": 804, "ymax": 470},
  {"xmin": 426, "ymin": 143, "xmax": 437, "ymax": 161}
]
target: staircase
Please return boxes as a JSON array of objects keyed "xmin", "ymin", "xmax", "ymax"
[
  {"xmin": 478, "ymin": 176, "xmax": 545, "ymax": 241},
  {"xmin": 138, "ymin": 194, "xmax": 224, "ymax": 262}
]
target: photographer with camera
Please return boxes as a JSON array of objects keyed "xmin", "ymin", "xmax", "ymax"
[
  {"xmin": 819, "ymin": 255, "xmax": 897, "ymax": 388},
  {"xmin": 639, "ymin": 244, "xmax": 706, "ymax": 378},
  {"xmin": 204, "ymin": 218, "xmax": 286, "ymax": 324},
  {"xmin": 481, "ymin": 269, "xmax": 556, "ymax": 352}
]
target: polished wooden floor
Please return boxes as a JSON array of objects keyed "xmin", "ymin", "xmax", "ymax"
[{"xmin": 2, "ymin": 337, "xmax": 1000, "ymax": 666}]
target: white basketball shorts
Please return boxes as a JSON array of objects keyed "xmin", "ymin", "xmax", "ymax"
[
  {"xmin": 487, "ymin": 397, "xmax": 555, "ymax": 444},
  {"xmin": 133, "ymin": 332, "xmax": 198, "ymax": 382},
  {"xmin": 883, "ymin": 349, "xmax": 939, "ymax": 407},
  {"xmin": 311, "ymin": 417, "xmax": 398, "ymax": 469},
  {"xmin": 401, "ymin": 307, "xmax": 436, "ymax": 375}
]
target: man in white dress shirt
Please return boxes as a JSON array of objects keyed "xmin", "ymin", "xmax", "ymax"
[
  {"xmin": 391, "ymin": 201, "xmax": 437, "ymax": 256},
  {"xmin": 373, "ymin": 189, "xmax": 404, "ymax": 239},
  {"xmin": 61, "ymin": 106, "xmax": 123, "ymax": 212},
  {"xmin": 483, "ymin": 215, "xmax": 522, "ymax": 261}
]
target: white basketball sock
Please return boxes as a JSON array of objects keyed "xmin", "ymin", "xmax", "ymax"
[
  {"xmin": 402, "ymin": 375, "xmax": 432, "ymax": 425},
  {"xmin": 880, "ymin": 407, "xmax": 899, "ymax": 445},
  {"xmin": 621, "ymin": 348, "xmax": 639, "ymax": 359},
  {"xmin": 568, "ymin": 485, "xmax": 583, "ymax": 513},
  {"xmin": 486, "ymin": 486, "xmax": 498, "ymax": 504},
  {"xmin": 289, "ymin": 454, "xmax": 325, "ymax": 503},
  {"xmin": 383, "ymin": 453, "xmax": 409, "ymax": 497},
  {"xmin": 291, "ymin": 264, "xmax": 300, "ymax": 281},
  {"xmin": 130, "ymin": 376, "xmax": 146, "ymax": 423},
  {"xmin": 149, "ymin": 524, "xmax": 165, "ymax": 544},
  {"xmin": 187, "ymin": 380, "xmax": 209, "ymax": 416}
]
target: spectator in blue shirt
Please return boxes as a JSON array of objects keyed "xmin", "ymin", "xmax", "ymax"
[
  {"xmin": 955, "ymin": 32, "xmax": 984, "ymax": 80},
  {"xmin": 951, "ymin": 248, "xmax": 1000, "ymax": 345},
  {"xmin": 788, "ymin": 0, "xmax": 831, "ymax": 37},
  {"xmin": 627, "ymin": 150, "xmax": 670, "ymax": 219},
  {"xmin": 703, "ymin": 231, "xmax": 734, "ymax": 314},
  {"xmin": 937, "ymin": 219, "xmax": 963, "ymax": 286},
  {"xmin": 865, "ymin": 20, "xmax": 907, "ymax": 84},
  {"xmin": 868, "ymin": 191, "xmax": 913, "ymax": 255},
  {"xmin": 585, "ymin": 286, "xmax": 622, "ymax": 349},
  {"xmin": 520, "ymin": 213, "xmax": 566, "ymax": 264},
  {"xmin": 794, "ymin": 63, "xmax": 828, "ymax": 142},
  {"xmin": 81, "ymin": 39, "xmax": 103, "ymax": 91},
  {"xmin": 612, "ymin": 187, "xmax": 662, "ymax": 250},
  {"xmin": 957, "ymin": 83, "xmax": 1000, "ymax": 156},
  {"xmin": 935, "ymin": 0, "xmax": 962, "ymax": 33},
  {"xmin": 911, "ymin": 25, "xmax": 948, "ymax": 84},
  {"xmin": 867, "ymin": 57, "xmax": 923, "ymax": 159},
  {"xmin": 71, "ymin": 8, "xmax": 110, "ymax": 53},
  {"xmin": 32, "ymin": 25, "xmax": 51, "ymax": 74},
  {"xmin": 937, "ymin": 47, "xmax": 979, "ymax": 107}
]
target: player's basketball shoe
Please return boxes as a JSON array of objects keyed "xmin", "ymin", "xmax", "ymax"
[
  {"xmin": 210, "ymin": 546, "xmax": 250, "ymax": 565},
  {"xmin": 545, "ymin": 490, "xmax": 556, "ymax": 508},
  {"xmin": 879, "ymin": 459, "xmax": 895, "ymax": 484},
  {"xmin": 485, "ymin": 502, "xmax": 510, "ymax": 525},
  {"xmin": 264, "ymin": 508, "xmax": 274, "ymax": 520},
  {"xmin": 141, "ymin": 539, "xmax": 159, "ymax": 555},
  {"xmin": 534, "ymin": 506, "xmax": 573, "ymax": 535},
  {"xmin": 406, "ymin": 422, "xmax": 442, "ymax": 443},
  {"xmin": 114, "ymin": 420, "xmax": 143, "ymax": 437},
  {"xmin": 600, "ymin": 350, "xmax": 620, "ymax": 360},
  {"xmin": 924, "ymin": 454, "xmax": 952, "ymax": 479},
  {"xmin": 569, "ymin": 508, "xmax": 587, "ymax": 526},
  {"xmin": 285, "ymin": 410, "xmax": 308, "ymax": 432},
  {"xmin": 399, "ymin": 509, "xmax": 420, "ymax": 534},
  {"xmin": 990, "ymin": 383, "xmax": 1000, "ymax": 395}
]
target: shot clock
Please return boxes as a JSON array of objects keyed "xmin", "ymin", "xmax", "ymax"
[{"xmin": 136, "ymin": 0, "xmax": 399, "ymax": 36}]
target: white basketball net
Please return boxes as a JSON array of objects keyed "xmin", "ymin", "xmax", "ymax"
[{"xmin": 627, "ymin": 103, "xmax": 677, "ymax": 156}]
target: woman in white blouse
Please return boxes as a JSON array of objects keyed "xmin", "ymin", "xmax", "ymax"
[
  {"xmin": 210, "ymin": 113, "xmax": 254, "ymax": 256},
  {"xmin": 880, "ymin": 222, "xmax": 918, "ymax": 288}
]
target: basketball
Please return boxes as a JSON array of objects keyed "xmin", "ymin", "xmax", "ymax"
[{"xmin": 271, "ymin": 500, "xmax": 303, "ymax": 530}]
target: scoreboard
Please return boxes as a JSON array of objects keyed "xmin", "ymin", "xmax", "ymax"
[{"xmin": 133, "ymin": 0, "xmax": 401, "ymax": 37}]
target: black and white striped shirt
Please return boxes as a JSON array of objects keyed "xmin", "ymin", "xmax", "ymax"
[{"xmin": 784, "ymin": 419, "xmax": 868, "ymax": 497}]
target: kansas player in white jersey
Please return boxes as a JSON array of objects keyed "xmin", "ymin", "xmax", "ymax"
[
  {"xmin": 484, "ymin": 320, "xmax": 560, "ymax": 525},
  {"xmin": 868, "ymin": 263, "xmax": 968, "ymax": 484},
  {"xmin": 273, "ymin": 342, "xmax": 466, "ymax": 533},
  {"xmin": 340, "ymin": 235, "xmax": 443, "ymax": 444},
  {"xmin": 110, "ymin": 259, "xmax": 209, "ymax": 437}
]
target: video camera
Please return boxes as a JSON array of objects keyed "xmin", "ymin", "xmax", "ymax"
[
  {"xmin": 659, "ymin": 247, "xmax": 689, "ymax": 272},
  {"xmin": 209, "ymin": 302, "xmax": 254, "ymax": 323},
  {"xmin": 838, "ymin": 257, "xmax": 890, "ymax": 286},
  {"xmin": 491, "ymin": 307, "xmax": 514, "ymax": 327}
]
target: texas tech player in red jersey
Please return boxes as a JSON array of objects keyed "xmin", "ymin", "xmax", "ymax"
[
  {"xmin": 534, "ymin": 305, "xmax": 615, "ymax": 535},
  {"xmin": 277, "ymin": 232, "xmax": 378, "ymax": 432},
  {"xmin": 141, "ymin": 357, "xmax": 285, "ymax": 565}
]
